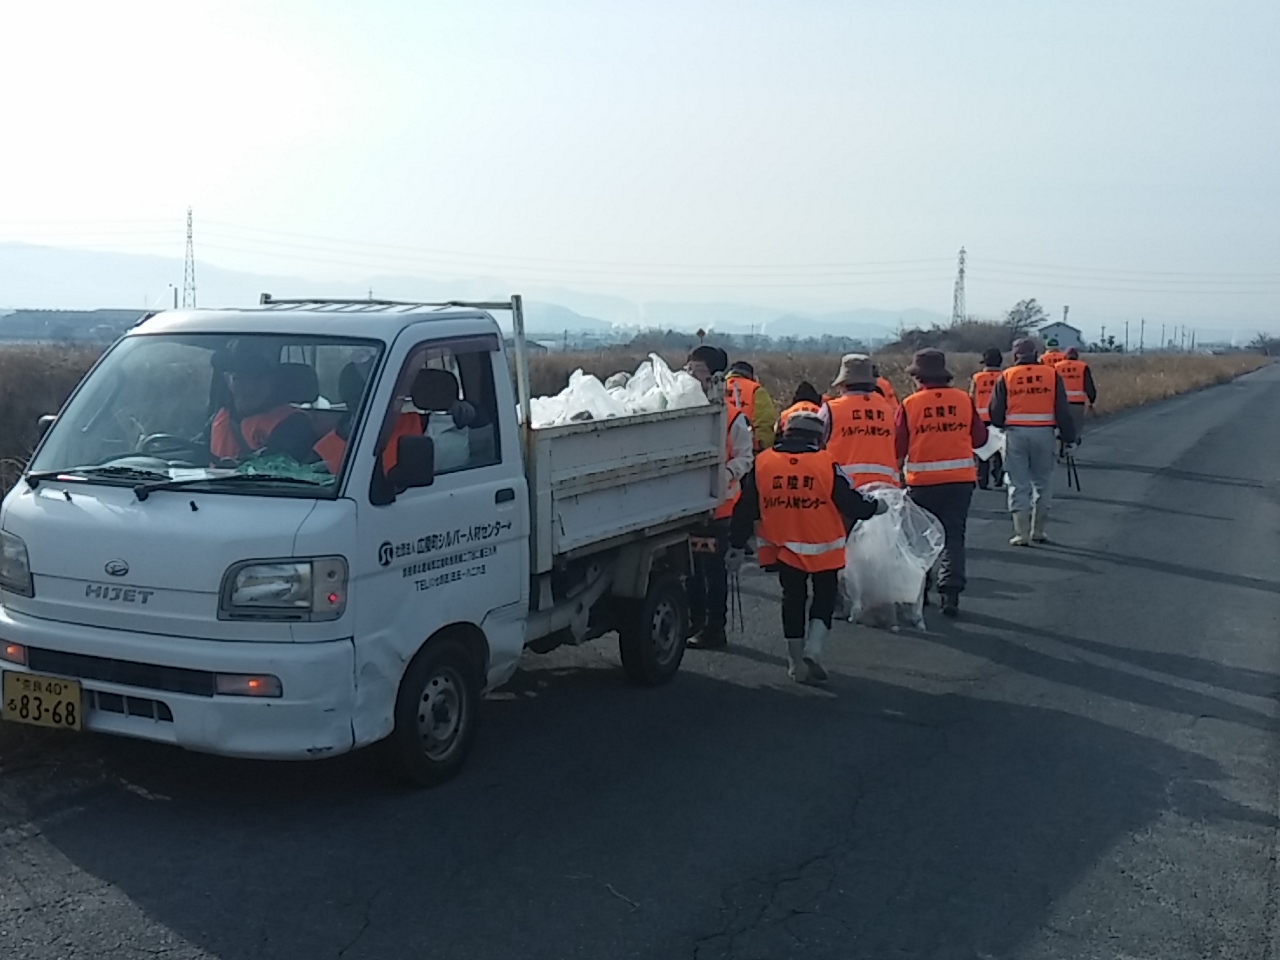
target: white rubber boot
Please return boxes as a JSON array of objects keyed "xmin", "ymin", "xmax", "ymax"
[
  {"xmin": 785, "ymin": 640, "xmax": 809, "ymax": 684},
  {"xmin": 1009, "ymin": 511, "xmax": 1032, "ymax": 547},
  {"xmin": 802, "ymin": 620, "xmax": 829, "ymax": 684},
  {"xmin": 1031, "ymin": 505, "xmax": 1050, "ymax": 543}
]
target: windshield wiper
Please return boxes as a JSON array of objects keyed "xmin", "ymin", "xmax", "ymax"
[
  {"xmin": 133, "ymin": 473, "xmax": 330, "ymax": 501},
  {"xmin": 26, "ymin": 465, "xmax": 171, "ymax": 489}
]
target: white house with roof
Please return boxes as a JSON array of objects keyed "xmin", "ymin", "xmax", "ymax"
[{"xmin": 1036, "ymin": 321, "xmax": 1085, "ymax": 351}]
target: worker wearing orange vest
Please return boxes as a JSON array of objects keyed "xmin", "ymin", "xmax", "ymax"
[
  {"xmin": 821, "ymin": 353, "xmax": 901, "ymax": 489},
  {"xmin": 776, "ymin": 381, "xmax": 823, "ymax": 435},
  {"xmin": 685, "ymin": 346, "xmax": 754, "ymax": 649},
  {"xmin": 1053, "ymin": 347, "xmax": 1097, "ymax": 444},
  {"xmin": 1040, "ymin": 338, "xmax": 1067, "ymax": 367},
  {"xmin": 970, "ymin": 347, "xmax": 1005, "ymax": 490},
  {"xmin": 210, "ymin": 340, "xmax": 317, "ymax": 465},
  {"xmin": 894, "ymin": 350, "xmax": 988, "ymax": 618},
  {"xmin": 727, "ymin": 361, "xmax": 777, "ymax": 452},
  {"xmin": 989, "ymin": 338, "xmax": 1077, "ymax": 545},
  {"xmin": 729, "ymin": 411, "xmax": 882, "ymax": 683},
  {"xmin": 871, "ymin": 362, "xmax": 900, "ymax": 407}
]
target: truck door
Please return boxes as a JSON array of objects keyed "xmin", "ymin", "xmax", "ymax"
[{"xmin": 353, "ymin": 334, "xmax": 527, "ymax": 701}]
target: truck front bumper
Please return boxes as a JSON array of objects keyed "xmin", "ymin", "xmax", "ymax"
[{"xmin": 0, "ymin": 607, "xmax": 356, "ymax": 760}]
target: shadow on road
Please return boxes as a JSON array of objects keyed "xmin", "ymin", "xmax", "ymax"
[
  {"xmin": 1078, "ymin": 461, "xmax": 1266, "ymax": 489},
  {"xmin": 1058, "ymin": 492, "xmax": 1233, "ymax": 522},
  {"xmin": 1049, "ymin": 544, "xmax": 1280, "ymax": 596},
  {"xmin": 2, "ymin": 655, "xmax": 1273, "ymax": 960},
  {"xmin": 929, "ymin": 611, "xmax": 1278, "ymax": 732}
]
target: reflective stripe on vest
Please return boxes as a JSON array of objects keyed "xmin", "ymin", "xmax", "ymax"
[
  {"xmin": 902, "ymin": 387, "xmax": 978, "ymax": 486},
  {"xmin": 1054, "ymin": 360, "xmax": 1088, "ymax": 403},
  {"xmin": 754, "ymin": 447, "xmax": 848, "ymax": 572},
  {"xmin": 779, "ymin": 537, "xmax": 847, "ymax": 556},
  {"xmin": 903, "ymin": 457, "xmax": 976, "ymax": 473},
  {"xmin": 971, "ymin": 369, "xmax": 1000, "ymax": 422},
  {"xmin": 1002, "ymin": 365, "xmax": 1058, "ymax": 428},
  {"xmin": 825, "ymin": 391, "xmax": 898, "ymax": 489}
]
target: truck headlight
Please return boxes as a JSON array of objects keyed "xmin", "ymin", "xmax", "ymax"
[
  {"xmin": 219, "ymin": 557, "xmax": 347, "ymax": 622},
  {"xmin": 0, "ymin": 531, "xmax": 34, "ymax": 598}
]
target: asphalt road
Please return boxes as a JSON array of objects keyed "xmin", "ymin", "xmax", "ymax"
[{"xmin": 3, "ymin": 362, "xmax": 1279, "ymax": 960}]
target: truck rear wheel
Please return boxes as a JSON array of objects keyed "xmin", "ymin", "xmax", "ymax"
[
  {"xmin": 390, "ymin": 637, "xmax": 481, "ymax": 787},
  {"xmin": 618, "ymin": 571, "xmax": 688, "ymax": 686}
]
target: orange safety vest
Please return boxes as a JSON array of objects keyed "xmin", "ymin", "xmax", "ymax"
[
  {"xmin": 971, "ymin": 369, "xmax": 1001, "ymax": 423},
  {"xmin": 210, "ymin": 406, "xmax": 298, "ymax": 461},
  {"xmin": 778, "ymin": 400, "xmax": 820, "ymax": 433},
  {"xmin": 877, "ymin": 376, "xmax": 900, "ymax": 407},
  {"xmin": 754, "ymin": 448, "xmax": 848, "ymax": 573},
  {"xmin": 713, "ymin": 404, "xmax": 746, "ymax": 520},
  {"xmin": 728, "ymin": 377, "xmax": 763, "ymax": 450},
  {"xmin": 1041, "ymin": 350, "xmax": 1067, "ymax": 367},
  {"xmin": 1002, "ymin": 365, "xmax": 1058, "ymax": 427},
  {"xmin": 824, "ymin": 392, "xmax": 900, "ymax": 488},
  {"xmin": 1054, "ymin": 359, "xmax": 1089, "ymax": 404},
  {"xmin": 902, "ymin": 387, "xmax": 978, "ymax": 486},
  {"xmin": 314, "ymin": 411, "xmax": 420, "ymax": 475}
]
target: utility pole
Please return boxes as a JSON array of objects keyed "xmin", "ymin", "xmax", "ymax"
[
  {"xmin": 181, "ymin": 207, "xmax": 196, "ymax": 308},
  {"xmin": 1139, "ymin": 317, "xmax": 1145, "ymax": 353},
  {"xmin": 1160, "ymin": 323, "xmax": 1166, "ymax": 350},
  {"xmin": 1101, "ymin": 324, "xmax": 1107, "ymax": 349},
  {"xmin": 1063, "ymin": 304, "xmax": 1070, "ymax": 326},
  {"xmin": 1124, "ymin": 320, "xmax": 1129, "ymax": 353},
  {"xmin": 1190, "ymin": 329, "xmax": 1196, "ymax": 351},
  {"xmin": 950, "ymin": 247, "xmax": 966, "ymax": 327}
]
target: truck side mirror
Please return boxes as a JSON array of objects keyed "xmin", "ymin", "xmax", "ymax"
[
  {"xmin": 390, "ymin": 435, "xmax": 435, "ymax": 492},
  {"xmin": 37, "ymin": 414, "xmax": 57, "ymax": 439}
]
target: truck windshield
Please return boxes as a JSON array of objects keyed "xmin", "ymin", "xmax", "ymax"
[{"xmin": 28, "ymin": 333, "xmax": 383, "ymax": 498}]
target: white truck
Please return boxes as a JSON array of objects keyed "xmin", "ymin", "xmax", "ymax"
[{"xmin": 0, "ymin": 296, "xmax": 726, "ymax": 785}]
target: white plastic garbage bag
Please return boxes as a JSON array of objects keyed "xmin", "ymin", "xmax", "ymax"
[
  {"xmin": 974, "ymin": 425, "xmax": 1005, "ymax": 462},
  {"xmin": 525, "ymin": 353, "xmax": 708, "ymax": 427},
  {"xmin": 841, "ymin": 483, "xmax": 945, "ymax": 631}
]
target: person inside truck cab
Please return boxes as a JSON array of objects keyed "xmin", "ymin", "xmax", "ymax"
[
  {"xmin": 210, "ymin": 341, "xmax": 318, "ymax": 465},
  {"xmin": 313, "ymin": 362, "xmax": 478, "ymax": 476}
]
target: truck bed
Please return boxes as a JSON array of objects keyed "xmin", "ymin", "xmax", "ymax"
[{"xmin": 526, "ymin": 403, "xmax": 726, "ymax": 574}]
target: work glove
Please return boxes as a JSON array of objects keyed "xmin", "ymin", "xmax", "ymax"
[
  {"xmin": 449, "ymin": 400, "xmax": 478, "ymax": 428},
  {"xmin": 725, "ymin": 548, "xmax": 745, "ymax": 576},
  {"xmin": 874, "ymin": 498, "xmax": 889, "ymax": 516}
]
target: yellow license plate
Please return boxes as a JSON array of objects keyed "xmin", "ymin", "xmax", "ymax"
[{"xmin": 2, "ymin": 671, "xmax": 83, "ymax": 731}]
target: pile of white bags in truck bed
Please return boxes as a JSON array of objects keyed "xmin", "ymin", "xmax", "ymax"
[
  {"xmin": 841, "ymin": 483, "xmax": 945, "ymax": 631},
  {"xmin": 525, "ymin": 354, "xmax": 708, "ymax": 428}
]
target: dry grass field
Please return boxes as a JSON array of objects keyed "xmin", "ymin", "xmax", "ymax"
[{"xmin": 0, "ymin": 343, "xmax": 1268, "ymax": 492}]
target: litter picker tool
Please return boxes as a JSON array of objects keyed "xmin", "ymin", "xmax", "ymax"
[{"xmin": 1066, "ymin": 449, "xmax": 1082, "ymax": 491}]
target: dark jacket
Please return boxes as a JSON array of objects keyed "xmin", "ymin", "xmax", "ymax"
[
  {"xmin": 1081, "ymin": 365, "xmax": 1098, "ymax": 405},
  {"xmin": 730, "ymin": 436, "xmax": 879, "ymax": 550},
  {"xmin": 988, "ymin": 362, "xmax": 1077, "ymax": 444}
]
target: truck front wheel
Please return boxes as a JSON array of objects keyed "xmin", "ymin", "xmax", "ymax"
[
  {"xmin": 618, "ymin": 571, "xmax": 688, "ymax": 686},
  {"xmin": 390, "ymin": 637, "xmax": 481, "ymax": 787}
]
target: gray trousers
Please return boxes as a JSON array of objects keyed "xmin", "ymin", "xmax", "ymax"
[{"xmin": 1004, "ymin": 426, "xmax": 1057, "ymax": 514}]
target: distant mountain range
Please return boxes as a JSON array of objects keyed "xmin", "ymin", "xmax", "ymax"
[{"xmin": 0, "ymin": 242, "xmax": 945, "ymax": 341}]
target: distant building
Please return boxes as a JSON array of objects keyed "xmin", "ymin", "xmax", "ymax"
[
  {"xmin": 504, "ymin": 337, "xmax": 549, "ymax": 354},
  {"xmin": 1036, "ymin": 321, "xmax": 1085, "ymax": 351}
]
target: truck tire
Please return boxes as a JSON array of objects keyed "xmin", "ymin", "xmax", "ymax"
[
  {"xmin": 618, "ymin": 571, "xmax": 688, "ymax": 686},
  {"xmin": 390, "ymin": 637, "xmax": 481, "ymax": 787}
]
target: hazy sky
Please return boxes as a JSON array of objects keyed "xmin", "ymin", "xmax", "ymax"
[{"xmin": 2, "ymin": 0, "xmax": 1278, "ymax": 333}]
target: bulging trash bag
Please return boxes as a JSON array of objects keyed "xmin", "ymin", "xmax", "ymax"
[
  {"xmin": 650, "ymin": 353, "xmax": 708, "ymax": 411},
  {"xmin": 526, "ymin": 353, "xmax": 708, "ymax": 427},
  {"xmin": 841, "ymin": 483, "xmax": 944, "ymax": 631},
  {"xmin": 975, "ymin": 425, "xmax": 1005, "ymax": 462}
]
